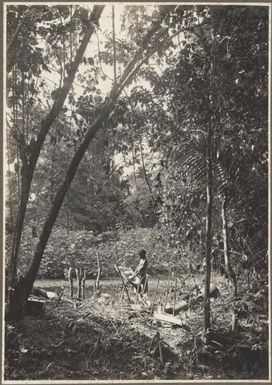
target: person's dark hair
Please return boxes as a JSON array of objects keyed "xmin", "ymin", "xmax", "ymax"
[{"xmin": 138, "ymin": 248, "xmax": 146, "ymax": 258}]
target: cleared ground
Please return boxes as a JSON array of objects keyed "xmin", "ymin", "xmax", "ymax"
[{"xmin": 5, "ymin": 275, "xmax": 268, "ymax": 381}]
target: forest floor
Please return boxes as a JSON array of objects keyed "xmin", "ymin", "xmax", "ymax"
[{"xmin": 5, "ymin": 275, "xmax": 269, "ymax": 381}]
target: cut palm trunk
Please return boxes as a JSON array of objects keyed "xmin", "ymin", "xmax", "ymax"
[
  {"xmin": 165, "ymin": 300, "xmax": 188, "ymax": 315},
  {"xmin": 154, "ymin": 312, "xmax": 188, "ymax": 328},
  {"xmin": 32, "ymin": 287, "xmax": 58, "ymax": 299}
]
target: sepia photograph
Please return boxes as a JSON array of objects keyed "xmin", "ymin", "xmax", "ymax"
[{"xmin": 3, "ymin": 2, "xmax": 270, "ymax": 382}]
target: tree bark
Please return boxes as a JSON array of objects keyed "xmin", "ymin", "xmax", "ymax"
[{"xmin": 203, "ymin": 121, "xmax": 213, "ymax": 334}]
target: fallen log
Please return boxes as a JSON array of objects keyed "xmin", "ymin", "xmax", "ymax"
[
  {"xmin": 32, "ymin": 287, "xmax": 58, "ymax": 300},
  {"xmin": 165, "ymin": 300, "xmax": 188, "ymax": 315},
  {"xmin": 153, "ymin": 312, "xmax": 188, "ymax": 329}
]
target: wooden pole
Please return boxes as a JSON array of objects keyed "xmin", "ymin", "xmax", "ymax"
[
  {"xmin": 115, "ymin": 262, "xmax": 131, "ymax": 304},
  {"xmin": 163, "ymin": 269, "xmax": 171, "ymax": 312},
  {"xmin": 96, "ymin": 249, "xmax": 101, "ymax": 290},
  {"xmin": 76, "ymin": 268, "xmax": 83, "ymax": 299},
  {"xmin": 55, "ymin": 290, "xmax": 64, "ymax": 308},
  {"xmin": 158, "ymin": 331, "xmax": 163, "ymax": 364},
  {"xmin": 68, "ymin": 267, "xmax": 74, "ymax": 298},
  {"xmin": 150, "ymin": 276, "xmax": 160, "ymax": 315},
  {"xmin": 82, "ymin": 270, "xmax": 86, "ymax": 299},
  {"xmin": 173, "ymin": 268, "xmax": 178, "ymax": 316}
]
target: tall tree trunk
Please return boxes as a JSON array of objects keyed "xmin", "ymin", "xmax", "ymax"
[
  {"xmin": 221, "ymin": 192, "xmax": 238, "ymax": 333},
  {"xmin": 203, "ymin": 28, "xmax": 215, "ymax": 335},
  {"xmin": 6, "ymin": 6, "xmax": 105, "ymax": 319},
  {"xmin": 203, "ymin": 121, "xmax": 213, "ymax": 334}
]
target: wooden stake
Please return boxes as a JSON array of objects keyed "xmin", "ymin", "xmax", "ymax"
[
  {"xmin": 96, "ymin": 249, "xmax": 101, "ymax": 290},
  {"xmin": 115, "ymin": 262, "xmax": 131, "ymax": 304},
  {"xmin": 163, "ymin": 269, "xmax": 171, "ymax": 312},
  {"xmin": 82, "ymin": 270, "xmax": 86, "ymax": 299},
  {"xmin": 150, "ymin": 276, "xmax": 160, "ymax": 315},
  {"xmin": 68, "ymin": 267, "xmax": 74, "ymax": 298},
  {"xmin": 149, "ymin": 331, "xmax": 163, "ymax": 363},
  {"xmin": 56, "ymin": 290, "xmax": 64, "ymax": 308},
  {"xmin": 173, "ymin": 268, "xmax": 178, "ymax": 316},
  {"xmin": 158, "ymin": 332, "xmax": 163, "ymax": 364},
  {"xmin": 76, "ymin": 268, "xmax": 83, "ymax": 299}
]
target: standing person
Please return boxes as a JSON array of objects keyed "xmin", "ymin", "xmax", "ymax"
[{"xmin": 130, "ymin": 248, "xmax": 148, "ymax": 294}]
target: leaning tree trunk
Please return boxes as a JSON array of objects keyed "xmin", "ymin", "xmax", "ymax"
[
  {"xmin": 203, "ymin": 121, "xmax": 213, "ymax": 334},
  {"xmin": 221, "ymin": 192, "xmax": 238, "ymax": 333},
  {"xmin": 6, "ymin": 6, "xmax": 105, "ymax": 322},
  {"xmin": 6, "ymin": 110, "xmax": 107, "ymax": 321}
]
